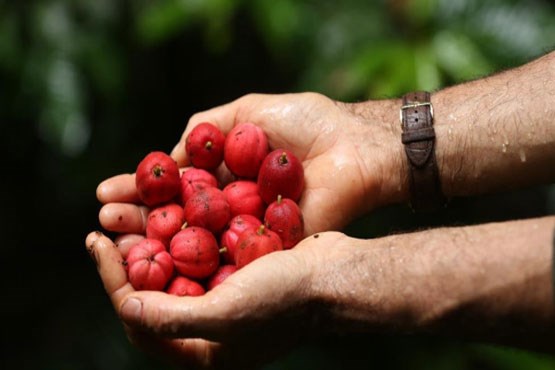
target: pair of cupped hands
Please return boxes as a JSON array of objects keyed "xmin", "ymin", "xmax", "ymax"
[{"xmin": 87, "ymin": 92, "xmax": 400, "ymax": 369}]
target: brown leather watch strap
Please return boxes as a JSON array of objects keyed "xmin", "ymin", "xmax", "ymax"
[{"xmin": 400, "ymin": 91, "xmax": 445, "ymax": 212}]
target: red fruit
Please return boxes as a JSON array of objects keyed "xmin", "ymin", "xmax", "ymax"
[
  {"xmin": 186, "ymin": 122, "xmax": 225, "ymax": 170},
  {"xmin": 206, "ymin": 265, "xmax": 237, "ymax": 290},
  {"xmin": 146, "ymin": 203, "xmax": 185, "ymax": 248},
  {"xmin": 170, "ymin": 227, "xmax": 220, "ymax": 279},
  {"xmin": 224, "ymin": 123, "xmax": 269, "ymax": 178},
  {"xmin": 223, "ymin": 181, "xmax": 265, "ymax": 219},
  {"xmin": 127, "ymin": 239, "xmax": 174, "ymax": 291},
  {"xmin": 135, "ymin": 151, "xmax": 181, "ymax": 207},
  {"xmin": 235, "ymin": 225, "xmax": 283, "ymax": 268},
  {"xmin": 258, "ymin": 149, "xmax": 304, "ymax": 204},
  {"xmin": 184, "ymin": 187, "xmax": 231, "ymax": 234},
  {"xmin": 265, "ymin": 195, "xmax": 304, "ymax": 249},
  {"xmin": 220, "ymin": 214, "xmax": 262, "ymax": 264},
  {"xmin": 166, "ymin": 276, "xmax": 205, "ymax": 297},
  {"xmin": 180, "ymin": 168, "xmax": 218, "ymax": 205}
]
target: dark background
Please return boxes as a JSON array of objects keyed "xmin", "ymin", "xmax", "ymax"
[{"xmin": 2, "ymin": 0, "xmax": 555, "ymax": 369}]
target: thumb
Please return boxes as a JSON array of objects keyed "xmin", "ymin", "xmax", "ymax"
[{"xmin": 118, "ymin": 288, "xmax": 240, "ymax": 341}]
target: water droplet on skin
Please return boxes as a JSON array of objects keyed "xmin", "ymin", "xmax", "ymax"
[
  {"xmin": 519, "ymin": 149, "xmax": 526, "ymax": 162},
  {"xmin": 448, "ymin": 126, "xmax": 453, "ymax": 140},
  {"xmin": 502, "ymin": 143, "xmax": 507, "ymax": 153},
  {"xmin": 527, "ymin": 132, "xmax": 533, "ymax": 139}
]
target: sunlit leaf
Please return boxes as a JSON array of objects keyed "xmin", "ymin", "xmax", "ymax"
[{"xmin": 433, "ymin": 30, "xmax": 492, "ymax": 81}]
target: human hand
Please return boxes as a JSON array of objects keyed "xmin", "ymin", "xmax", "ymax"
[
  {"xmin": 86, "ymin": 230, "xmax": 351, "ymax": 370},
  {"xmin": 97, "ymin": 92, "xmax": 404, "ymax": 237}
]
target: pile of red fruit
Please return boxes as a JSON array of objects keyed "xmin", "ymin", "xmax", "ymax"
[{"xmin": 125, "ymin": 122, "xmax": 305, "ymax": 296}]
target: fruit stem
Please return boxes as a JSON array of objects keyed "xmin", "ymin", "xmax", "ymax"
[
  {"xmin": 219, "ymin": 247, "xmax": 227, "ymax": 254},
  {"xmin": 205, "ymin": 141, "xmax": 213, "ymax": 150},
  {"xmin": 277, "ymin": 194, "xmax": 282, "ymax": 204},
  {"xmin": 257, "ymin": 225, "xmax": 265, "ymax": 235},
  {"xmin": 278, "ymin": 152, "xmax": 288, "ymax": 165},
  {"xmin": 152, "ymin": 165, "xmax": 164, "ymax": 177},
  {"xmin": 181, "ymin": 222, "xmax": 188, "ymax": 230}
]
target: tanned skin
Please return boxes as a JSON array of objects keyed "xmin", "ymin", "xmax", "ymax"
[{"xmin": 88, "ymin": 51, "xmax": 555, "ymax": 369}]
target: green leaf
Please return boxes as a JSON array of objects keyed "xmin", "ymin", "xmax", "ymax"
[
  {"xmin": 433, "ymin": 30, "xmax": 493, "ymax": 82},
  {"xmin": 135, "ymin": 0, "xmax": 194, "ymax": 44}
]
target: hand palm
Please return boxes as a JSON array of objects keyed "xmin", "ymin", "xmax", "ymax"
[
  {"xmin": 86, "ymin": 231, "xmax": 343, "ymax": 369},
  {"xmin": 173, "ymin": 92, "xmax": 379, "ymax": 235},
  {"xmin": 90, "ymin": 92, "xmax": 393, "ymax": 369},
  {"xmin": 98, "ymin": 92, "xmax": 383, "ymax": 236}
]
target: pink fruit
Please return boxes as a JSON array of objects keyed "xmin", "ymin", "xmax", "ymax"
[
  {"xmin": 127, "ymin": 239, "xmax": 174, "ymax": 291},
  {"xmin": 224, "ymin": 123, "xmax": 269, "ymax": 178},
  {"xmin": 166, "ymin": 276, "xmax": 205, "ymax": 297},
  {"xmin": 265, "ymin": 195, "xmax": 304, "ymax": 249},
  {"xmin": 146, "ymin": 203, "xmax": 185, "ymax": 248},
  {"xmin": 184, "ymin": 187, "xmax": 231, "ymax": 234},
  {"xmin": 170, "ymin": 227, "xmax": 220, "ymax": 279},
  {"xmin": 206, "ymin": 265, "xmax": 237, "ymax": 290},
  {"xmin": 235, "ymin": 225, "xmax": 283, "ymax": 269},
  {"xmin": 223, "ymin": 181, "xmax": 265, "ymax": 219},
  {"xmin": 257, "ymin": 149, "xmax": 304, "ymax": 204},
  {"xmin": 135, "ymin": 151, "xmax": 181, "ymax": 207},
  {"xmin": 180, "ymin": 168, "xmax": 218, "ymax": 205},
  {"xmin": 186, "ymin": 122, "xmax": 225, "ymax": 170},
  {"xmin": 220, "ymin": 214, "xmax": 262, "ymax": 264}
]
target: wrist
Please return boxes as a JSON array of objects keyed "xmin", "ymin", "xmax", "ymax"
[
  {"xmin": 309, "ymin": 233, "xmax": 416, "ymax": 334},
  {"xmin": 348, "ymin": 99, "xmax": 410, "ymax": 210},
  {"xmin": 375, "ymin": 99, "xmax": 411, "ymax": 207}
]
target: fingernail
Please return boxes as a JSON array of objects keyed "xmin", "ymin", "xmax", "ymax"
[{"xmin": 120, "ymin": 297, "xmax": 143, "ymax": 322}]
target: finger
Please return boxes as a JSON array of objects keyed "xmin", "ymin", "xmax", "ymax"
[
  {"xmin": 118, "ymin": 261, "xmax": 275, "ymax": 341},
  {"xmin": 171, "ymin": 96, "xmax": 254, "ymax": 167},
  {"xmin": 126, "ymin": 328, "xmax": 268, "ymax": 370},
  {"xmin": 126, "ymin": 328, "xmax": 220, "ymax": 369},
  {"xmin": 99, "ymin": 203, "xmax": 149, "ymax": 234},
  {"xmin": 214, "ymin": 161, "xmax": 236, "ymax": 188},
  {"xmin": 123, "ymin": 294, "xmax": 299, "ymax": 370},
  {"xmin": 118, "ymin": 290, "xmax": 235, "ymax": 341},
  {"xmin": 85, "ymin": 232, "xmax": 134, "ymax": 308},
  {"xmin": 114, "ymin": 234, "xmax": 145, "ymax": 259},
  {"xmin": 97, "ymin": 174, "xmax": 139, "ymax": 204}
]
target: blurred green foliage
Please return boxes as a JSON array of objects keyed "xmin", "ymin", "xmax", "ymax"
[
  {"xmin": 2, "ymin": 0, "xmax": 555, "ymax": 369},
  {"xmin": 3, "ymin": 0, "xmax": 555, "ymax": 157}
]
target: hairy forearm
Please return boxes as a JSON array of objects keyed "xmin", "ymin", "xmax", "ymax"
[
  {"xmin": 362, "ymin": 51, "xmax": 555, "ymax": 205},
  {"xmin": 316, "ymin": 216, "xmax": 555, "ymax": 351},
  {"xmin": 433, "ymin": 51, "xmax": 555, "ymax": 197}
]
